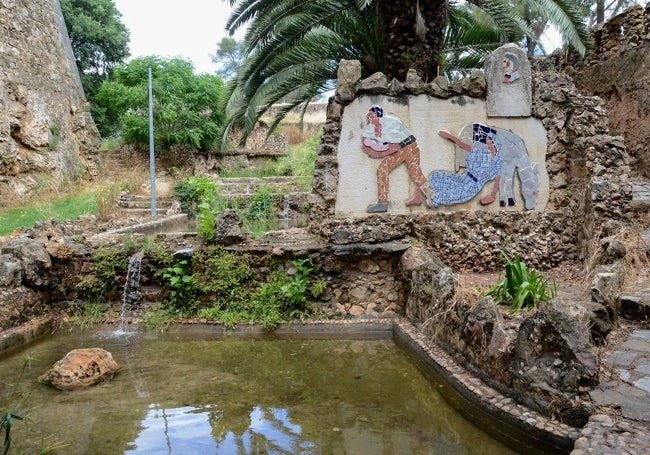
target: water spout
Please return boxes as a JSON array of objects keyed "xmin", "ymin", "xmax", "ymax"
[{"xmin": 116, "ymin": 251, "xmax": 144, "ymax": 334}]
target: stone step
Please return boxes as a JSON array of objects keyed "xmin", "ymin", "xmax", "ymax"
[
  {"xmin": 117, "ymin": 199, "xmax": 175, "ymax": 209},
  {"xmin": 118, "ymin": 208, "xmax": 177, "ymax": 216},
  {"xmin": 216, "ymin": 177, "xmax": 307, "ymax": 196},
  {"xmin": 116, "ymin": 194, "xmax": 175, "ymax": 209},
  {"xmin": 631, "ymin": 180, "xmax": 650, "ymax": 212}
]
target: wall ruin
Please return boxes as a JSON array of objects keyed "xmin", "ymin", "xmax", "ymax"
[
  {"xmin": 0, "ymin": 0, "xmax": 100, "ymax": 205},
  {"xmin": 564, "ymin": 4, "xmax": 650, "ymax": 179}
]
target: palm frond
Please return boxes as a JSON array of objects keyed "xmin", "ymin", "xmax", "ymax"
[{"xmin": 526, "ymin": 0, "xmax": 590, "ymax": 55}]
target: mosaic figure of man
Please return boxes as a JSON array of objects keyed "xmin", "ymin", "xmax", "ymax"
[
  {"xmin": 502, "ymin": 53, "xmax": 520, "ymax": 84},
  {"xmin": 361, "ymin": 106, "xmax": 431, "ymax": 213}
]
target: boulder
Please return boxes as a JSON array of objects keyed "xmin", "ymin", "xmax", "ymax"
[
  {"xmin": 0, "ymin": 254, "xmax": 22, "ymax": 287},
  {"xmin": 462, "ymin": 296, "xmax": 500, "ymax": 347},
  {"xmin": 599, "ymin": 237, "xmax": 627, "ymax": 263},
  {"xmin": 214, "ymin": 209, "xmax": 246, "ymax": 246},
  {"xmin": 620, "ymin": 294, "xmax": 650, "ymax": 322},
  {"xmin": 591, "ymin": 267, "xmax": 622, "ymax": 317},
  {"xmin": 39, "ymin": 348, "xmax": 121, "ymax": 391},
  {"xmin": 585, "ymin": 301, "xmax": 613, "ymax": 344},
  {"xmin": 398, "ymin": 246, "xmax": 456, "ymax": 324},
  {"xmin": 513, "ymin": 301, "xmax": 598, "ymax": 393},
  {"xmin": 510, "ymin": 301, "xmax": 598, "ymax": 426},
  {"xmin": 1, "ymin": 236, "xmax": 51, "ymax": 287}
]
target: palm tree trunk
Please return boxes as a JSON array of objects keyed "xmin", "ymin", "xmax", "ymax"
[{"xmin": 377, "ymin": 0, "xmax": 449, "ymax": 82}]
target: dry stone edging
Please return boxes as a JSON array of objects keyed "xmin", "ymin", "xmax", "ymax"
[{"xmin": 394, "ymin": 319, "xmax": 580, "ymax": 454}]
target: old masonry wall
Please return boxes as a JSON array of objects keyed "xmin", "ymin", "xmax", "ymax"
[{"xmin": 0, "ymin": 0, "xmax": 100, "ymax": 205}]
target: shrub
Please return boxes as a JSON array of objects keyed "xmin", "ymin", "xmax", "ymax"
[
  {"xmin": 173, "ymin": 176, "xmax": 218, "ymax": 218},
  {"xmin": 94, "ymin": 56, "xmax": 225, "ymax": 152},
  {"xmin": 161, "ymin": 259, "xmax": 195, "ymax": 312}
]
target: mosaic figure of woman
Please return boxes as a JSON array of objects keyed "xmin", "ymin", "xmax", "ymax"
[{"xmin": 426, "ymin": 130, "xmax": 503, "ymax": 207}]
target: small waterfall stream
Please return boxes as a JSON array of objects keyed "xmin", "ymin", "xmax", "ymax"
[
  {"xmin": 278, "ymin": 195, "xmax": 291, "ymax": 230},
  {"xmin": 116, "ymin": 251, "xmax": 144, "ymax": 334}
]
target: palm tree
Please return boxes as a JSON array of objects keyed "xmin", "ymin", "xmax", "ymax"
[{"xmin": 221, "ymin": 0, "xmax": 589, "ymax": 148}]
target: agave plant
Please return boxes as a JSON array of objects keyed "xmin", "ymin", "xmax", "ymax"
[
  {"xmin": 487, "ymin": 250, "xmax": 557, "ymax": 313},
  {"xmin": 0, "ymin": 411, "xmax": 23, "ymax": 455}
]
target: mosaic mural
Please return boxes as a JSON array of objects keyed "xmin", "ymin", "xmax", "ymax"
[
  {"xmin": 502, "ymin": 53, "xmax": 520, "ymax": 84},
  {"xmin": 361, "ymin": 106, "xmax": 430, "ymax": 213},
  {"xmin": 360, "ymin": 106, "xmax": 539, "ymax": 212}
]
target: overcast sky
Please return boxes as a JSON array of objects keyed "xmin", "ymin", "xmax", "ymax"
[{"xmin": 113, "ymin": 0, "xmax": 235, "ymax": 74}]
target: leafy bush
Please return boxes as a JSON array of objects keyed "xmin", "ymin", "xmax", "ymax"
[
  {"xmin": 76, "ymin": 247, "xmax": 129, "ymax": 301},
  {"xmin": 161, "ymin": 259, "xmax": 195, "ymax": 312},
  {"xmin": 243, "ymin": 187, "xmax": 278, "ymax": 237},
  {"xmin": 192, "ymin": 247, "xmax": 254, "ymax": 302},
  {"xmin": 95, "ymin": 56, "xmax": 225, "ymax": 152},
  {"xmin": 173, "ymin": 176, "xmax": 218, "ymax": 218},
  {"xmin": 487, "ymin": 251, "xmax": 557, "ymax": 313},
  {"xmin": 192, "ymin": 255, "xmax": 320, "ymax": 330}
]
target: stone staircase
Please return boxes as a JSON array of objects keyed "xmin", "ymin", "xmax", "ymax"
[
  {"xmin": 216, "ymin": 176, "xmax": 308, "ymax": 198},
  {"xmin": 116, "ymin": 194, "xmax": 178, "ymax": 217},
  {"xmin": 114, "ymin": 176, "xmax": 311, "ymax": 222}
]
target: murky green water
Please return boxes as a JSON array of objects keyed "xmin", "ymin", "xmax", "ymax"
[{"xmin": 0, "ymin": 327, "xmax": 518, "ymax": 454}]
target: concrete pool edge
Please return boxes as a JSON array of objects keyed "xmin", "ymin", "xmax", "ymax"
[{"xmin": 0, "ymin": 316, "xmax": 578, "ymax": 454}]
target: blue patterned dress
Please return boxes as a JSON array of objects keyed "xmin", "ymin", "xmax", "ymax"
[{"xmin": 428, "ymin": 146, "xmax": 502, "ymax": 207}]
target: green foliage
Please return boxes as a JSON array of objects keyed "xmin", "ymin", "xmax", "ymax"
[
  {"xmin": 161, "ymin": 259, "xmax": 195, "ymax": 311},
  {"xmin": 141, "ymin": 307, "xmax": 175, "ymax": 333},
  {"xmin": 48, "ymin": 124, "xmax": 61, "ymax": 151},
  {"xmin": 286, "ymin": 132, "xmax": 320, "ymax": 178},
  {"xmin": 218, "ymin": 158, "xmax": 292, "ymax": 178},
  {"xmin": 487, "ymin": 251, "xmax": 557, "ymax": 313},
  {"xmin": 59, "ymin": 0, "xmax": 130, "ymax": 131},
  {"xmin": 211, "ymin": 37, "xmax": 244, "ymax": 80},
  {"xmin": 75, "ymin": 246, "xmax": 132, "ymax": 301},
  {"xmin": 246, "ymin": 186, "xmax": 276, "ymax": 220},
  {"xmin": 192, "ymin": 247, "xmax": 254, "ymax": 300},
  {"xmin": 173, "ymin": 176, "xmax": 219, "ymax": 218},
  {"xmin": 280, "ymin": 259, "xmax": 312, "ymax": 313},
  {"xmin": 67, "ymin": 300, "xmax": 104, "ymax": 327},
  {"xmin": 162, "ymin": 249, "xmax": 323, "ymax": 330},
  {"xmin": 0, "ymin": 193, "xmax": 98, "ymax": 236},
  {"xmin": 95, "ymin": 56, "xmax": 225, "ymax": 151}
]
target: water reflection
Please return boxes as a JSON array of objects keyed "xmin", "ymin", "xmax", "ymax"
[
  {"xmin": 127, "ymin": 404, "xmax": 316, "ymax": 455},
  {"xmin": 0, "ymin": 330, "xmax": 519, "ymax": 455}
]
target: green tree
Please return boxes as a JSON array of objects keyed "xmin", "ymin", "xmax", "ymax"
[
  {"xmin": 95, "ymin": 56, "xmax": 225, "ymax": 153},
  {"xmin": 211, "ymin": 37, "xmax": 244, "ymax": 79},
  {"xmin": 60, "ymin": 0, "xmax": 130, "ymax": 102},
  {"xmin": 221, "ymin": 0, "xmax": 589, "ymax": 147},
  {"xmin": 579, "ymin": 0, "xmax": 638, "ymax": 26}
]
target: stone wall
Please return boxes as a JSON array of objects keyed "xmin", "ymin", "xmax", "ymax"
[
  {"xmin": 0, "ymin": 0, "xmax": 100, "ymax": 205},
  {"xmin": 564, "ymin": 4, "xmax": 650, "ymax": 178},
  {"xmin": 310, "ymin": 57, "xmax": 633, "ymax": 271}
]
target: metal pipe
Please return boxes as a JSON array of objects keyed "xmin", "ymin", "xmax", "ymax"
[{"xmin": 148, "ymin": 67, "xmax": 157, "ymax": 217}]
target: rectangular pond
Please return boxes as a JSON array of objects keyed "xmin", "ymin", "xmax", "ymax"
[{"xmin": 0, "ymin": 324, "xmax": 522, "ymax": 454}]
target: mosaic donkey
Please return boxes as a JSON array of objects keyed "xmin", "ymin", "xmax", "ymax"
[{"xmin": 456, "ymin": 123, "xmax": 539, "ymax": 210}]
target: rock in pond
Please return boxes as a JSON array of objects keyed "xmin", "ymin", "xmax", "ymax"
[{"xmin": 39, "ymin": 348, "xmax": 121, "ymax": 391}]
